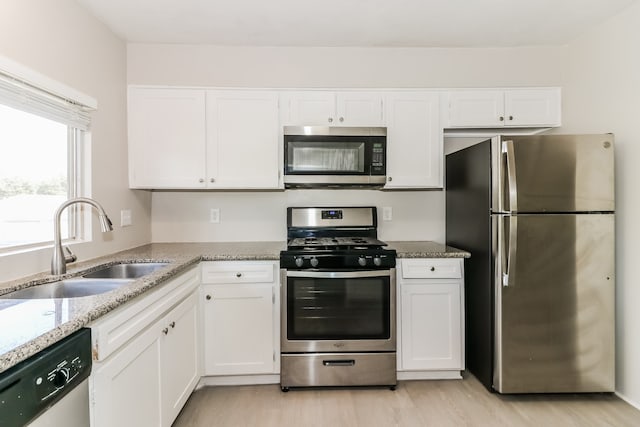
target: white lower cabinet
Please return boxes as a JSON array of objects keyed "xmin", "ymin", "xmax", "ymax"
[
  {"xmin": 89, "ymin": 267, "xmax": 200, "ymax": 427},
  {"xmin": 201, "ymin": 261, "xmax": 279, "ymax": 380},
  {"xmin": 397, "ymin": 258, "xmax": 465, "ymax": 379}
]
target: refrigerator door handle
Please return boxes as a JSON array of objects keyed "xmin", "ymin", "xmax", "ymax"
[
  {"xmin": 502, "ymin": 215, "xmax": 518, "ymax": 287},
  {"xmin": 502, "ymin": 140, "xmax": 518, "ymax": 212}
]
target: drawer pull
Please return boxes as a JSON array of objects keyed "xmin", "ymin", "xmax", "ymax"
[
  {"xmin": 169, "ymin": 321, "xmax": 176, "ymax": 328},
  {"xmin": 206, "ymin": 294, "xmax": 212, "ymax": 300},
  {"xmin": 236, "ymin": 273, "xmax": 242, "ymax": 278},
  {"xmin": 323, "ymin": 360, "xmax": 355, "ymax": 367},
  {"xmin": 430, "ymin": 267, "xmax": 435, "ymax": 272},
  {"xmin": 162, "ymin": 327, "xmax": 169, "ymax": 335}
]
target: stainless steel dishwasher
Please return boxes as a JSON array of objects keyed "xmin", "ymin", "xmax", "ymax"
[{"xmin": 0, "ymin": 328, "xmax": 92, "ymax": 426}]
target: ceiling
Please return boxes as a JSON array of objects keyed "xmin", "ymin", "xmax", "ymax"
[{"xmin": 76, "ymin": 0, "xmax": 637, "ymax": 48}]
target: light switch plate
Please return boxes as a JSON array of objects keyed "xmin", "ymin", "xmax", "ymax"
[
  {"xmin": 120, "ymin": 209, "xmax": 132, "ymax": 227},
  {"xmin": 210, "ymin": 208, "xmax": 220, "ymax": 223},
  {"xmin": 382, "ymin": 206, "xmax": 392, "ymax": 221}
]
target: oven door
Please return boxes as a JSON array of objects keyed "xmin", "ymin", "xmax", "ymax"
[{"xmin": 281, "ymin": 269, "xmax": 396, "ymax": 353}]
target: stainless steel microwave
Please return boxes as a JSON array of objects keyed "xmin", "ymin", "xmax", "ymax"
[{"xmin": 283, "ymin": 126, "xmax": 387, "ymax": 188}]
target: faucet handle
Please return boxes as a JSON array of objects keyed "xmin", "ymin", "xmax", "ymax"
[{"xmin": 64, "ymin": 246, "xmax": 77, "ymax": 264}]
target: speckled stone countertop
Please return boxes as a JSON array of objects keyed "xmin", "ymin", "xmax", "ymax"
[
  {"xmin": 0, "ymin": 240, "xmax": 467, "ymax": 374},
  {"xmin": 0, "ymin": 242, "xmax": 285, "ymax": 374},
  {"xmin": 387, "ymin": 241, "xmax": 470, "ymax": 258}
]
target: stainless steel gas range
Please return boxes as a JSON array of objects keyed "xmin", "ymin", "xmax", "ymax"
[{"xmin": 279, "ymin": 207, "xmax": 397, "ymax": 391}]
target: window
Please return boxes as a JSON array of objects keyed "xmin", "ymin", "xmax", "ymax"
[{"xmin": 0, "ymin": 65, "xmax": 93, "ymax": 252}]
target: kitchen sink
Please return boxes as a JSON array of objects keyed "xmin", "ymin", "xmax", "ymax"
[
  {"xmin": 0, "ymin": 278, "xmax": 133, "ymax": 299},
  {"xmin": 82, "ymin": 262, "xmax": 170, "ymax": 279}
]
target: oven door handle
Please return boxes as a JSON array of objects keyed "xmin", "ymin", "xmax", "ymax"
[{"xmin": 286, "ymin": 270, "xmax": 392, "ymax": 279}]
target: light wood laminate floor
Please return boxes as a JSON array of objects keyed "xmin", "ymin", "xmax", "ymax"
[{"xmin": 173, "ymin": 374, "xmax": 640, "ymax": 427}]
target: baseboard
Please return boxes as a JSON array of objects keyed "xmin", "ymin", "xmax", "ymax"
[
  {"xmin": 398, "ymin": 370, "xmax": 463, "ymax": 380},
  {"xmin": 197, "ymin": 374, "xmax": 280, "ymax": 388},
  {"xmin": 615, "ymin": 391, "xmax": 640, "ymax": 411}
]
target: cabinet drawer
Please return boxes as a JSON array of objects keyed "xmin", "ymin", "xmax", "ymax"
[
  {"xmin": 201, "ymin": 261, "xmax": 275, "ymax": 284},
  {"xmin": 401, "ymin": 259, "xmax": 461, "ymax": 279}
]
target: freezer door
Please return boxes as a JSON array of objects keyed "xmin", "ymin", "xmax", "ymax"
[
  {"xmin": 494, "ymin": 213, "xmax": 614, "ymax": 393},
  {"xmin": 495, "ymin": 134, "xmax": 614, "ymax": 213}
]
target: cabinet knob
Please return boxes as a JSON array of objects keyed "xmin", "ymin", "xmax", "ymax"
[
  {"xmin": 162, "ymin": 327, "xmax": 169, "ymax": 335},
  {"xmin": 499, "ymin": 116, "xmax": 504, "ymax": 121},
  {"xmin": 339, "ymin": 117, "xmax": 344, "ymax": 122},
  {"xmin": 169, "ymin": 321, "xmax": 176, "ymax": 328},
  {"xmin": 236, "ymin": 272, "xmax": 242, "ymax": 278},
  {"xmin": 328, "ymin": 117, "xmax": 333, "ymax": 123},
  {"xmin": 388, "ymin": 177, "xmax": 393, "ymax": 182},
  {"xmin": 430, "ymin": 266, "xmax": 435, "ymax": 272},
  {"xmin": 508, "ymin": 115, "xmax": 514, "ymax": 121},
  {"xmin": 210, "ymin": 178, "xmax": 215, "ymax": 183},
  {"xmin": 199, "ymin": 178, "xmax": 204, "ymax": 183},
  {"xmin": 206, "ymin": 294, "xmax": 212, "ymax": 300}
]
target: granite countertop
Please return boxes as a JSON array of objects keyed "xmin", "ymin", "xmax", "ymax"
[
  {"xmin": 0, "ymin": 242, "xmax": 285, "ymax": 374},
  {"xmin": 0, "ymin": 240, "xmax": 467, "ymax": 374},
  {"xmin": 387, "ymin": 241, "xmax": 470, "ymax": 258}
]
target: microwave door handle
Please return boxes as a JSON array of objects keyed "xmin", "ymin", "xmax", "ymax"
[{"xmin": 502, "ymin": 140, "xmax": 518, "ymax": 212}]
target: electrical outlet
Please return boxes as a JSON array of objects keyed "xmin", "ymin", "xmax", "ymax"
[
  {"xmin": 210, "ymin": 208, "xmax": 220, "ymax": 223},
  {"xmin": 382, "ymin": 206, "xmax": 393, "ymax": 221},
  {"xmin": 120, "ymin": 209, "xmax": 132, "ymax": 227}
]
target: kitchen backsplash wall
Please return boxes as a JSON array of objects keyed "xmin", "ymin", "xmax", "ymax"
[{"xmin": 151, "ymin": 190, "xmax": 444, "ymax": 243}]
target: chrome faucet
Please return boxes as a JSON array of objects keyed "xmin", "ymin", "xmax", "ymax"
[{"xmin": 51, "ymin": 197, "xmax": 113, "ymax": 275}]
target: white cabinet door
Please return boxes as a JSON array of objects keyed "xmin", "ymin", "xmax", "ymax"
[
  {"xmin": 385, "ymin": 92, "xmax": 442, "ymax": 188},
  {"xmin": 335, "ymin": 92, "xmax": 385, "ymax": 126},
  {"xmin": 504, "ymin": 88, "xmax": 561, "ymax": 127},
  {"xmin": 401, "ymin": 282, "xmax": 462, "ymax": 371},
  {"xmin": 206, "ymin": 91, "xmax": 280, "ymax": 189},
  {"xmin": 280, "ymin": 91, "xmax": 384, "ymax": 126},
  {"xmin": 280, "ymin": 91, "xmax": 336, "ymax": 125},
  {"xmin": 447, "ymin": 90, "xmax": 504, "ymax": 128},
  {"xmin": 161, "ymin": 292, "xmax": 199, "ymax": 427},
  {"xmin": 128, "ymin": 87, "xmax": 206, "ymax": 189},
  {"xmin": 446, "ymin": 88, "xmax": 561, "ymax": 128},
  {"xmin": 90, "ymin": 320, "xmax": 163, "ymax": 427},
  {"xmin": 202, "ymin": 283, "xmax": 275, "ymax": 375}
]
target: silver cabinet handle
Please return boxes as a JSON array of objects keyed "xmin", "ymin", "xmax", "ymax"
[
  {"xmin": 499, "ymin": 116, "xmax": 504, "ymax": 121},
  {"xmin": 169, "ymin": 321, "xmax": 175, "ymax": 328},
  {"xmin": 199, "ymin": 178, "xmax": 204, "ymax": 183},
  {"xmin": 162, "ymin": 327, "xmax": 169, "ymax": 335},
  {"xmin": 508, "ymin": 115, "xmax": 514, "ymax": 121},
  {"xmin": 339, "ymin": 117, "xmax": 344, "ymax": 122},
  {"xmin": 328, "ymin": 117, "xmax": 333, "ymax": 123}
]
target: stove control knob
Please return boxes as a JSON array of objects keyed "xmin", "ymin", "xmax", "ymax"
[
  {"xmin": 310, "ymin": 257, "xmax": 319, "ymax": 268},
  {"xmin": 294, "ymin": 257, "xmax": 304, "ymax": 268},
  {"xmin": 358, "ymin": 256, "xmax": 367, "ymax": 267},
  {"xmin": 373, "ymin": 256, "xmax": 382, "ymax": 267}
]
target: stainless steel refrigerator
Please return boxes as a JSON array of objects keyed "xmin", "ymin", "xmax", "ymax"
[{"xmin": 446, "ymin": 134, "xmax": 615, "ymax": 393}]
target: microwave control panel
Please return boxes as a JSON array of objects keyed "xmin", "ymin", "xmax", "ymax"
[{"xmin": 371, "ymin": 143, "xmax": 385, "ymax": 174}]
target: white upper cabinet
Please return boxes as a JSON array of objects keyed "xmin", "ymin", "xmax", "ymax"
[
  {"xmin": 128, "ymin": 88, "xmax": 206, "ymax": 189},
  {"xmin": 206, "ymin": 90, "xmax": 280, "ymax": 189},
  {"xmin": 128, "ymin": 87, "xmax": 281, "ymax": 189},
  {"xmin": 445, "ymin": 88, "xmax": 561, "ymax": 128},
  {"xmin": 280, "ymin": 91, "xmax": 385, "ymax": 126},
  {"xmin": 385, "ymin": 92, "xmax": 442, "ymax": 189}
]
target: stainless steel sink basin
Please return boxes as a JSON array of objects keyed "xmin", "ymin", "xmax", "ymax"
[
  {"xmin": 83, "ymin": 262, "xmax": 170, "ymax": 279},
  {"xmin": 0, "ymin": 278, "xmax": 133, "ymax": 299}
]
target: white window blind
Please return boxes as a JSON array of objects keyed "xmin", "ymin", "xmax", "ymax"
[{"xmin": 0, "ymin": 71, "xmax": 93, "ymax": 130}]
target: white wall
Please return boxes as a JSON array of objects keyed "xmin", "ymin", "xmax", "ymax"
[
  {"xmin": 561, "ymin": 1, "xmax": 640, "ymax": 408},
  {"xmin": 0, "ymin": 0, "xmax": 152, "ymax": 282},
  {"xmin": 130, "ymin": 44, "xmax": 565, "ymax": 244}
]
